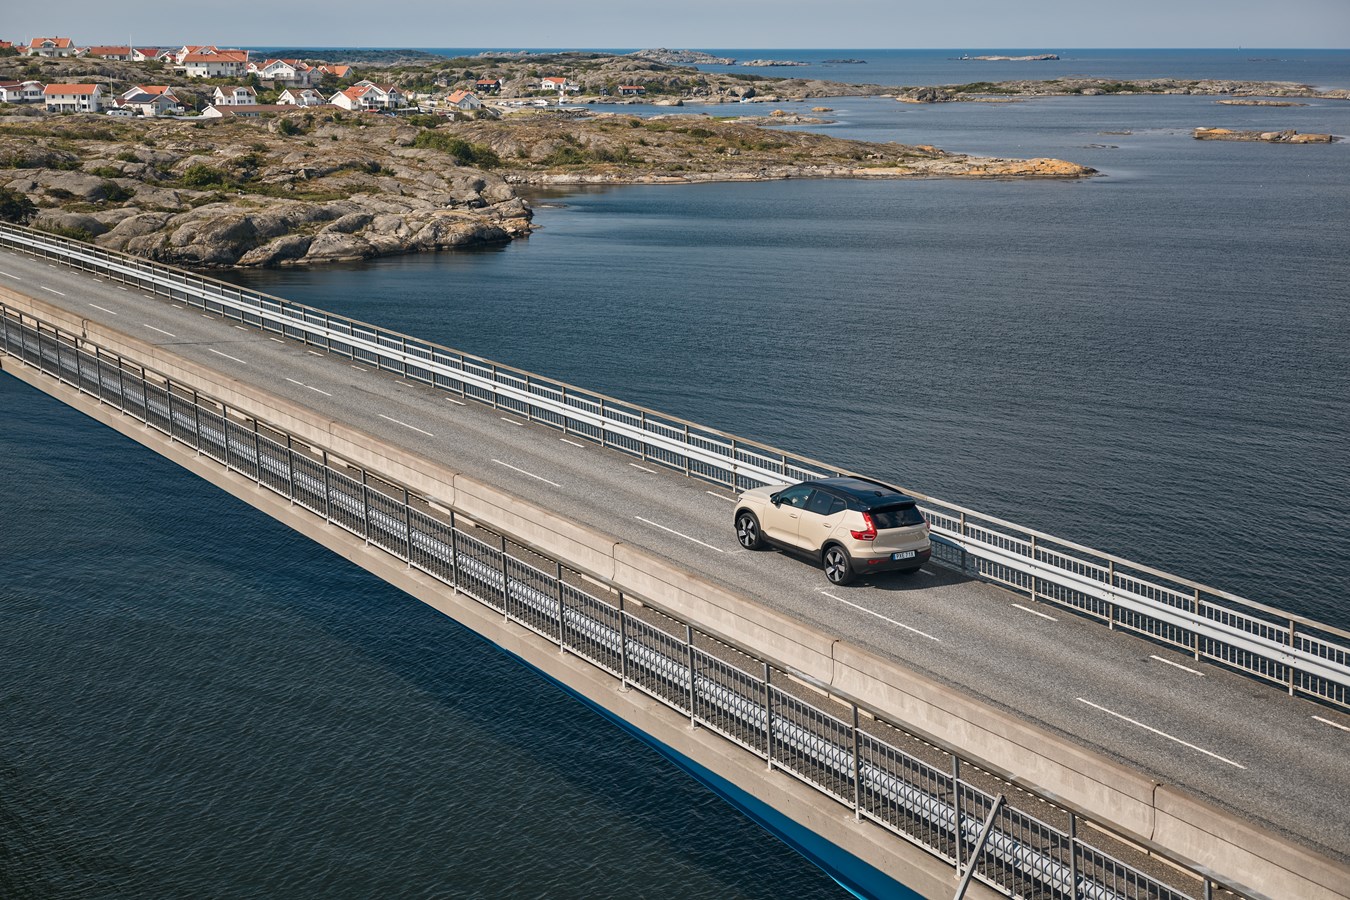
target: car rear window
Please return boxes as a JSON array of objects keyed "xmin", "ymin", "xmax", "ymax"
[{"xmin": 870, "ymin": 503, "xmax": 925, "ymax": 529}]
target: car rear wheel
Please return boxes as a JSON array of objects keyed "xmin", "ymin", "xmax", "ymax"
[
  {"xmin": 823, "ymin": 545, "xmax": 855, "ymax": 585},
  {"xmin": 736, "ymin": 511, "xmax": 765, "ymax": 550}
]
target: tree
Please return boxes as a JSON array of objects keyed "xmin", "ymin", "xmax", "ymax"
[{"xmin": 0, "ymin": 186, "xmax": 37, "ymax": 224}]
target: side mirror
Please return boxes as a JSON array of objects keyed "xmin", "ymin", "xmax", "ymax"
[{"xmin": 770, "ymin": 492, "xmax": 781, "ymax": 507}]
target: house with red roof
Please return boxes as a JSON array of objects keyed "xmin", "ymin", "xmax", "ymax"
[
  {"xmin": 539, "ymin": 76, "xmax": 579, "ymax": 93},
  {"xmin": 278, "ymin": 87, "xmax": 324, "ymax": 107},
  {"xmin": 86, "ymin": 45, "xmax": 135, "ymax": 60},
  {"xmin": 329, "ymin": 81, "xmax": 406, "ymax": 111},
  {"xmin": 444, "ymin": 90, "xmax": 481, "ymax": 111},
  {"xmin": 27, "ymin": 37, "xmax": 79, "ymax": 58},
  {"xmin": 316, "ymin": 64, "xmax": 351, "ymax": 79},
  {"xmin": 249, "ymin": 58, "xmax": 314, "ymax": 87},
  {"xmin": 44, "ymin": 83, "xmax": 105, "ymax": 112},
  {"xmin": 178, "ymin": 46, "xmax": 250, "ymax": 78},
  {"xmin": 0, "ymin": 80, "xmax": 46, "ymax": 103}
]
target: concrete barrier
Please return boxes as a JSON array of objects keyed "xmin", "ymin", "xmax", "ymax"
[{"xmin": 4, "ymin": 286, "xmax": 1346, "ymax": 900}]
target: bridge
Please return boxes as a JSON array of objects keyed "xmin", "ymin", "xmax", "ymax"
[{"xmin": 2, "ymin": 224, "xmax": 1347, "ymax": 900}]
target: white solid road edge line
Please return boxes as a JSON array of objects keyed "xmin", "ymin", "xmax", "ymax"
[
  {"xmin": 1150, "ymin": 654, "xmax": 1205, "ymax": 676},
  {"xmin": 819, "ymin": 590, "xmax": 942, "ymax": 642},
  {"xmin": 1076, "ymin": 698, "xmax": 1246, "ymax": 769},
  {"xmin": 629, "ymin": 462, "xmax": 657, "ymax": 473},
  {"xmin": 706, "ymin": 491, "xmax": 737, "ymax": 502},
  {"xmin": 634, "ymin": 516, "xmax": 725, "ymax": 553},
  {"xmin": 492, "ymin": 459, "xmax": 562, "ymax": 488},
  {"xmin": 1312, "ymin": 715, "xmax": 1350, "ymax": 733},
  {"xmin": 1011, "ymin": 602, "xmax": 1058, "ymax": 622},
  {"xmin": 560, "ymin": 438, "xmax": 586, "ymax": 448}
]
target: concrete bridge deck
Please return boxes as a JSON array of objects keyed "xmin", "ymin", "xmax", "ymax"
[{"xmin": 2, "ymin": 246, "xmax": 1347, "ymax": 885}]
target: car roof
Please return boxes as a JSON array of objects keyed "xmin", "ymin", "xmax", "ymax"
[{"xmin": 806, "ymin": 476, "xmax": 916, "ymax": 507}]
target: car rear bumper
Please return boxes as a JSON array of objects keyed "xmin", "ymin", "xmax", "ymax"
[{"xmin": 853, "ymin": 547, "xmax": 931, "ymax": 575}]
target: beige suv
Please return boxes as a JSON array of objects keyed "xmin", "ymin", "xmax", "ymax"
[{"xmin": 734, "ymin": 476, "xmax": 932, "ymax": 585}]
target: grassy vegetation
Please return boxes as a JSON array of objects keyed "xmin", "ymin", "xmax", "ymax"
[{"xmin": 410, "ymin": 129, "xmax": 501, "ymax": 167}]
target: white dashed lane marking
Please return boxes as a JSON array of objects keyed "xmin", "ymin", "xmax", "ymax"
[
  {"xmin": 1150, "ymin": 654, "xmax": 1204, "ymax": 676},
  {"xmin": 706, "ymin": 491, "xmax": 737, "ymax": 502},
  {"xmin": 1012, "ymin": 602, "xmax": 1058, "ymax": 622},
  {"xmin": 286, "ymin": 377, "xmax": 332, "ymax": 397},
  {"xmin": 1313, "ymin": 715, "xmax": 1350, "ymax": 733},
  {"xmin": 820, "ymin": 591, "xmax": 942, "ymax": 642},
  {"xmin": 493, "ymin": 459, "xmax": 561, "ymax": 487},
  {"xmin": 208, "ymin": 348, "xmax": 248, "ymax": 365},
  {"xmin": 0, "ymin": 270, "xmax": 21, "ymax": 280},
  {"xmin": 635, "ymin": 516, "xmax": 724, "ymax": 553},
  {"xmin": 143, "ymin": 324, "xmax": 176, "ymax": 338},
  {"xmin": 629, "ymin": 463, "xmax": 657, "ymax": 473},
  {"xmin": 378, "ymin": 413, "xmax": 434, "ymax": 437},
  {"xmin": 40, "ymin": 286, "xmax": 67, "ymax": 297},
  {"xmin": 560, "ymin": 438, "xmax": 586, "ymax": 448},
  {"xmin": 1076, "ymin": 698, "xmax": 1245, "ymax": 769}
]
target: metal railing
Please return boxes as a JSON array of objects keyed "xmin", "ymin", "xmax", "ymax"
[
  {"xmin": 2, "ymin": 222, "xmax": 1347, "ymax": 711},
  {"xmin": 1, "ymin": 304, "xmax": 1236, "ymax": 900}
]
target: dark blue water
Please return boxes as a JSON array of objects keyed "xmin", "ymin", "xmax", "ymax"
[
  {"xmin": 4, "ymin": 50, "xmax": 1350, "ymax": 896},
  {"xmin": 0, "ymin": 375, "xmax": 843, "ymax": 898}
]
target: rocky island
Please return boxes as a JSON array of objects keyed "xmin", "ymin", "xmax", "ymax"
[
  {"xmin": 19, "ymin": 47, "xmax": 1343, "ymax": 270},
  {"xmin": 1193, "ymin": 127, "xmax": 1337, "ymax": 143}
]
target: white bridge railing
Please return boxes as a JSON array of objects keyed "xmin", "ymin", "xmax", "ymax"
[{"xmin": 2, "ymin": 222, "xmax": 1347, "ymax": 710}]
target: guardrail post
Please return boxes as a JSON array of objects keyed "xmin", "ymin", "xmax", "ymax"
[
  {"xmin": 1288, "ymin": 618, "xmax": 1298, "ymax": 696},
  {"xmin": 555, "ymin": 561, "xmax": 566, "ymax": 652},
  {"xmin": 321, "ymin": 451, "xmax": 332, "ymax": 522},
  {"xmin": 852, "ymin": 703, "xmax": 862, "ymax": 821},
  {"xmin": 763, "ymin": 662, "xmax": 774, "ymax": 769},
  {"xmin": 686, "ymin": 624, "xmax": 696, "ymax": 726},
  {"xmin": 682, "ymin": 424, "xmax": 691, "ymax": 476},
  {"xmin": 1203, "ymin": 877, "xmax": 1212, "ymax": 900},
  {"xmin": 1107, "ymin": 561, "xmax": 1116, "ymax": 630},
  {"xmin": 1193, "ymin": 589, "xmax": 1203, "ymax": 660},
  {"xmin": 1029, "ymin": 534, "xmax": 1038, "ymax": 601},
  {"xmin": 617, "ymin": 591, "xmax": 629, "ymax": 691},
  {"xmin": 361, "ymin": 468, "xmax": 371, "ymax": 543},
  {"xmin": 191, "ymin": 391, "xmax": 203, "ymax": 453},
  {"xmin": 498, "ymin": 533, "xmax": 511, "ymax": 618},
  {"xmin": 403, "ymin": 487, "xmax": 413, "ymax": 565},
  {"xmin": 1067, "ymin": 812, "xmax": 1079, "ymax": 900},
  {"xmin": 286, "ymin": 436, "xmax": 297, "ymax": 505},
  {"xmin": 951, "ymin": 757, "xmax": 964, "ymax": 871},
  {"xmin": 251, "ymin": 421, "xmax": 263, "ymax": 486},
  {"xmin": 115, "ymin": 356, "xmax": 126, "ymax": 409}
]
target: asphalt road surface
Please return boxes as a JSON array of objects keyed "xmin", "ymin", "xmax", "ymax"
[{"xmin": 3, "ymin": 248, "xmax": 1346, "ymax": 863}]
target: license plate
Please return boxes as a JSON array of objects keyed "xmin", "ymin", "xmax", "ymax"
[{"xmin": 892, "ymin": 550, "xmax": 916, "ymax": 560}]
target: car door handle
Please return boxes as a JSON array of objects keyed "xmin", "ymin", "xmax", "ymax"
[{"xmin": 788, "ymin": 513, "xmax": 798, "ymax": 519}]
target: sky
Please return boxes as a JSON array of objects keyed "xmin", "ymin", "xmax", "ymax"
[{"xmin": 6, "ymin": 0, "xmax": 1350, "ymax": 50}]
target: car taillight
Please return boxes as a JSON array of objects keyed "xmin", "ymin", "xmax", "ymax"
[{"xmin": 851, "ymin": 512, "xmax": 877, "ymax": 541}]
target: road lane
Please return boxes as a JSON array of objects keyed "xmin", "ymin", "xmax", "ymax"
[{"xmin": 4, "ymin": 247, "xmax": 1347, "ymax": 861}]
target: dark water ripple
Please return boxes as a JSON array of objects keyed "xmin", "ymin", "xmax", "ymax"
[{"xmin": 0, "ymin": 378, "xmax": 841, "ymax": 898}]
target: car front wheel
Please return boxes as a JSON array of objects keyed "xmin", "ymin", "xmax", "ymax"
[
  {"xmin": 736, "ymin": 511, "xmax": 765, "ymax": 550},
  {"xmin": 823, "ymin": 545, "xmax": 855, "ymax": 585}
]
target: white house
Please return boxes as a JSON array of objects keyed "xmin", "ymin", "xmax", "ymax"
[
  {"xmin": 617, "ymin": 84, "xmax": 646, "ymax": 96},
  {"xmin": 200, "ymin": 103, "xmax": 292, "ymax": 119},
  {"xmin": 249, "ymin": 58, "xmax": 314, "ymax": 87},
  {"xmin": 539, "ymin": 76, "xmax": 580, "ymax": 93},
  {"xmin": 131, "ymin": 47, "xmax": 167, "ymax": 62},
  {"xmin": 85, "ymin": 45, "xmax": 134, "ymax": 60},
  {"xmin": 27, "ymin": 37, "xmax": 79, "ymax": 58},
  {"xmin": 444, "ymin": 90, "xmax": 481, "ymax": 111},
  {"xmin": 180, "ymin": 47, "xmax": 250, "ymax": 78},
  {"xmin": 116, "ymin": 86, "xmax": 181, "ymax": 117},
  {"xmin": 0, "ymin": 80, "xmax": 46, "ymax": 103},
  {"xmin": 44, "ymin": 83, "xmax": 105, "ymax": 112},
  {"xmin": 277, "ymin": 87, "xmax": 324, "ymax": 107},
  {"xmin": 329, "ymin": 82, "xmax": 406, "ymax": 111},
  {"xmin": 212, "ymin": 85, "xmax": 257, "ymax": 106}
]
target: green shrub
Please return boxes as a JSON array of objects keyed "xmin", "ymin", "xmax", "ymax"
[
  {"xmin": 87, "ymin": 165, "xmax": 123, "ymax": 178},
  {"xmin": 181, "ymin": 163, "xmax": 232, "ymax": 188},
  {"xmin": 410, "ymin": 130, "xmax": 500, "ymax": 168},
  {"xmin": 99, "ymin": 180, "xmax": 134, "ymax": 203},
  {"xmin": 116, "ymin": 150, "xmax": 139, "ymax": 162},
  {"xmin": 0, "ymin": 186, "xmax": 37, "ymax": 224}
]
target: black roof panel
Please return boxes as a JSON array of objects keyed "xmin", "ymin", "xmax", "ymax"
[{"xmin": 807, "ymin": 476, "xmax": 916, "ymax": 507}]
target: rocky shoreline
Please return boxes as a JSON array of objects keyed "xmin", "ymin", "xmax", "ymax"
[
  {"xmin": 0, "ymin": 110, "xmax": 1093, "ymax": 268},
  {"xmin": 1193, "ymin": 127, "xmax": 1337, "ymax": 143}
]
